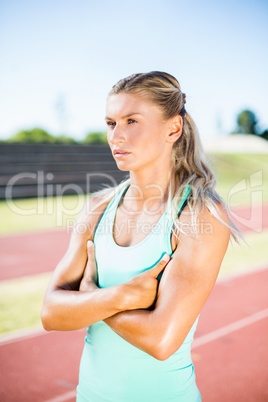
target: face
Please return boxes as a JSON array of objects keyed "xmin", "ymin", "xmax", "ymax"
[{"xmin": 105, "ymin": 93, "xmax": 172, "ymax": 172}]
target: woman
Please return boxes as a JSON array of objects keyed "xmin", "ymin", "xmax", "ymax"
[{"xmin": 41, "ymin": 71, "xmax": 242, "ymax": 401}]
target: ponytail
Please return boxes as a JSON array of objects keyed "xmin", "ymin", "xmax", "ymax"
[
  {"xmin": 170, "ymin": 110, "xmax": 244, "ymax": 244},
  {"xmin": 94, "ymin": 71, "xmax": 245, "ymax": 245}
]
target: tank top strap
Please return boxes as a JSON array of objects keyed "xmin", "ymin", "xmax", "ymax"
[
  {"xmin": 93, "ymin": 183, "xmax": 130, "ymax": 242},
  {"xmin": 162, "ymin": 184, "xmax": 192, "ymax": 255}
]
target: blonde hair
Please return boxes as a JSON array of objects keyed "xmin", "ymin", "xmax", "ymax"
[{"xmin": 91, "ymin": 71, "xmax": 244, "ymax": 244}]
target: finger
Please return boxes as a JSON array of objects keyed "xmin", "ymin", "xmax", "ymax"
[
  {"xmin": 83, "ymin": 240, "xmax": 97, "ymax": 282},
  {"xmin": 86, "ymin": 240, "xmax": 95, "ymax": 261},
  {"xmin": 149, "ymin": 254, "xmax": 170, "ymax": 278}
]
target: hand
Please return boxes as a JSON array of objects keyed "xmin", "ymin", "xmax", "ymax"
[
  {"xmin": 79, "ymin": 240, "xmax": 98, "ymax": 292},
  {"xmin": 80, "ymin": 240, "xmax": 171, "ymax": 311},
  {"xmin": 122, "ymin": 254, "xmax": 171, "ymax": 311}
]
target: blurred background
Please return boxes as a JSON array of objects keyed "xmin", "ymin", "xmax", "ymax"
[{"xmin": 0, "ymin": 0, "xmax": 267, "ymax": 401}]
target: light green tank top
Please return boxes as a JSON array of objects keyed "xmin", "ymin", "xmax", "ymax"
[{"xmin": 77, "ymin": 182, "xmax": 201, "ymax": 402}]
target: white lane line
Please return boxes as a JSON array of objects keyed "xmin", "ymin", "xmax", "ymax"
[
  {"xmin": 192, "ymin": 307, "xmax": 268, "ymax": 349},
  {"xmin": 0, "ymin": 326, "xmax": 47, "ymax": 346},
  {"xmin": 0, "ymin": 327, "xmax": 85, "ymax": 346},
  {"xmin": 217, "ymin": 263, "xmax": 268, "ymax": 284},
  {"xmin": 45, "ymin": 390, "xmax": 76, "ymax": 402}
]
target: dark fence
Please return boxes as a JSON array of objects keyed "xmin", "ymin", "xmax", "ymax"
[{"xmin": 0, "ymin": 144, "xmax": 128, "ymax": 199}]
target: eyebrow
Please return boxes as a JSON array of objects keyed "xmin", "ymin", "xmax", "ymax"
[{"xmin": 105, "ymin": 112, "xmax": 142, "ymax": 120}]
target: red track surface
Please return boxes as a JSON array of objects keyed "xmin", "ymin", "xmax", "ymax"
[
  {"xmin": 0, "ymin": 229, "xmax": 70, "ymax": 281},
  {"xmin": 0, "ymin": 268, "xmax": 267, "ymax": 401},
  {"xmin": 229, "ymin": 204, "xmax": 268, "ymax": 234},
  {"xmin": 193, "ymin": 268, "xmax": 268, "ymax": 401},
  {"xmin": 0, "ymin": 203, "xmax": 267, "ymax": 401}
]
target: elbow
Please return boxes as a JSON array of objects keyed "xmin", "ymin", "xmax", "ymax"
[
  {"xmin": 41, "ymin": 302, "xmax": 54, "ymax": 332},
  {"xmin": 154, "ymin": 352, "xmax": 171, "ymax": 362},
  {"xmin": 149, "ymin": 332, "xmax": 183, "ymax": 361},
  {"xmin": 151, "ymin": 346, "xmax": 174, "ymax": 361}
]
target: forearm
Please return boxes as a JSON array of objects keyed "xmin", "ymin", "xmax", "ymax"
[
  {"xmin": 41, "ymin": 283, "xmax": 125, "ymax": 331},
  {"xmin": 104, "ymin": 309, "xmax": 162, "ymax": 358}
]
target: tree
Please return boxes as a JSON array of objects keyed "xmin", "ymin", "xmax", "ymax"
[
  {"xmin": 83, "ymin": 131, "xmax": 108, "ymax": 145},
  {"xmin": 236, "ymin": 110, "xmax": 258, "ymax": 135},
  {"xmin": 260, "ymin": 130, "xmax": 268, "ymax": 141},
  {"xmin": 7, "ymin": 128, "xmax": 78, "ymax": 144},
  {"xmin": 8, "ymin": 128, "xmax": 56, "ymax": 143},
  {"xmin": 54, "ymin": 135, "xmax": 78, "ymax": 144}
]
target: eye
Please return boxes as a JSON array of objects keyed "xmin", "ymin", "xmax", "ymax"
[
  {"xmin": 106, "ymin": 121, "xmax": 116, "ymax": 128},
  {"xmin": 128, "ymin": 119, "xmax": 137, "ymax": 124}
]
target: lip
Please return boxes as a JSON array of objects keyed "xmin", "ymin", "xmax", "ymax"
[{"xmin": 113, "ymin": 149, "xmax": 131, "ymax": 158}]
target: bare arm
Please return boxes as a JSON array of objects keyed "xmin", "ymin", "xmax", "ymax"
[
  {"xmin": 41, "ymin": 196, "xmax": 123, "ymax": 331},
  {"xmin": 41, "ymin": 195, "xmax": 169, "ymax": 331},
  {"xmin": 102, "ymin": 203, "xmax": 231, "ymax": 360}
]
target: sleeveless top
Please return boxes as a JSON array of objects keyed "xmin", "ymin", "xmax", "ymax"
[{"xmin": 77, "ymin": 183, "xmax": 201, "ymax": 402}]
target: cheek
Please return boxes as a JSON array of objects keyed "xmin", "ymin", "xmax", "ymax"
[
  {"xmin": 143, "ymin": 126, "xmax": 165, "ymax": 148},
  {"xmin": 135, "ymin": 125, "xmax": 156, "ymax": 144},
  {"xmin": 107, "ymin": 131, "xmax": 114, "ymax": 147}
]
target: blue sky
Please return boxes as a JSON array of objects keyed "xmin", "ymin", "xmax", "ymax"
[{"xmin": 0, "ymin": 0, "xmax": 267, "ymax": 141}]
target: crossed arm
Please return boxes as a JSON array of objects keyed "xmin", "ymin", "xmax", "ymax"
[
  {"xmin": 41, "ymin": 196, "xmax": 169, "ymax": 331},
  {"xmin": 103, "ymin": 204, "xmax": 230, "ymax": 360},
  {"xmin": 41, "ymin": 196, "xmax": 231, "ymax": 361}
]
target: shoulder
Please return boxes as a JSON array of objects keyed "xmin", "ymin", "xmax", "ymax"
[
  {"xmin": 168, "ymin": 201, "xmax": 231, "ymax": 290},
  {"xmin": 72, "ymin": 193, "xmax": 112, "ymax": 242},
  {"xmin": 172, "ymin": 198, "xmax": 231, "ymax": 252}
]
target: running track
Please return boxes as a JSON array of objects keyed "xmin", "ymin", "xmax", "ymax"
[
  {"xmin": 1, "ymin": 267, "xmax": 267, "ymax": 401},
  {"xmin": 0, "ymin": 204, "xmax": 267, "ymax": 401}
]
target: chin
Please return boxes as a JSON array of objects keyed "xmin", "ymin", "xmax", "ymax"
[{"xmin": 115, "ymin": 163, "xmax": 132, "ymax": 172}]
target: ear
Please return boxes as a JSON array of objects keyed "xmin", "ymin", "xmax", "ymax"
[{"xmin": 166, "ymin": 115, "xmax": 183, "ymax": 144}]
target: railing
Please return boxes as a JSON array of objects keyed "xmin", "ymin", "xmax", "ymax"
[{"xmin": 0, "ymin": 144, "xmax": 128, "ymax": 199}]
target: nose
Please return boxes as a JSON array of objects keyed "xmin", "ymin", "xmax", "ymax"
[{"xmin": 108, "ymin": 124, "xmax": 125, "ymax": 145}]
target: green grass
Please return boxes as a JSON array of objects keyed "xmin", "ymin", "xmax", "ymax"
[
  {"xmin": 219, "ymin": 228, "xmax": 268, "ymax": 278},
  {"xmin": 207, "ymin": 153, "xmax": 268, "ymax": 205},
  {"xmin": 0, "ymin": 272, "xmax": 51, "ymax": 334},
  {"xmin": 0, "ymin": 194, "xmax": 89, "ymax": 235}
]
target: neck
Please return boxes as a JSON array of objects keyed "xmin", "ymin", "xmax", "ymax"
[{"xmin": 126, "ymin": 162, "xmax": 173, "ymax": 211}]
